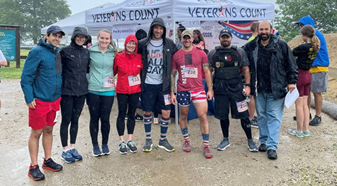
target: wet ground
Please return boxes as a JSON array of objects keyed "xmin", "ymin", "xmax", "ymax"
[{"xmin": 0, "ymin": 79, "xmax": 336, "ymax": 185}]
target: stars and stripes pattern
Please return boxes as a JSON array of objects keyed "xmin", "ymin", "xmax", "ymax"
[{"xmin": 218, "ymin": 20, "xmax": 256, "ymax": 40}]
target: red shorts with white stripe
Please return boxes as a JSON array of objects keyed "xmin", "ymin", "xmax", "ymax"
[{"xmin": 177, "ymin": 91, "xmax": 206, "ymax": 106}]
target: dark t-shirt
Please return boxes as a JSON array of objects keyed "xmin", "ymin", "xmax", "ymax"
[
  {"xmin": 292, "ymin": 43, "xmax": 317, "ymax": 71},
  {"xmin": 257, "ymin": 42, "xmax": 273, "ymax": 93}
]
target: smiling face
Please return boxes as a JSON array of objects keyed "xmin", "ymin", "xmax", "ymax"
[
  {"xmin": 182, "ymin": 35, "xmax": 193, "ymax": 49},
  {"xmin": 126, "ymin": 40, "xmax": 136, "ymax": 53},
  {"xmin": 45, "ymin": 32, "xmax": 62, "ymax": 48},
  {"xmin": 97, "ymin": 31, "xmax": 112, "ymax": 49},
  {"xmin": 75, "ymin": 34, "xmax": 86, "ymax": 46},
  {"xmin": 258, "ymin": 21, "xmax": 272, "ymax": 41},
  {"xmin": 152, "ymin": 25, "xmax": 164, "ymax": 40},
  {"xmin": 219, "ymin": 35, "xmax": 232, "ymax": 48}
]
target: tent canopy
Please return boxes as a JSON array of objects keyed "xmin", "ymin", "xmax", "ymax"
[{"xmin": 85, "ymin": 0, "xmax": 274, "ymax": 27}]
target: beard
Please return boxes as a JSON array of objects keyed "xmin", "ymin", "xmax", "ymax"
[
  {"xmin": 221, "ymin": 41, "xmax": 231, "ymax": 48},
  {"xmin": 259, "ymin": 33, "xmax": 270, "ymax": 41}
]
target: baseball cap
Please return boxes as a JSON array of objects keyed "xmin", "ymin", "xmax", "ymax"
[
  {"xmin": 219, "ymin": 29, "xmax": 232, "ymax": 37},
  {"xmin": 47, "ymin": 25, "xmax": 65, "ymax": 36},
  {"xmin": 181, "ymin": 30, "xmax": 193, "ymax": 38}
]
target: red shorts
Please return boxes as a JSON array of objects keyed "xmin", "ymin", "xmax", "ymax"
[{"xmin": 29, "ymin": 97, "xmax": 61, "ymax": 130}]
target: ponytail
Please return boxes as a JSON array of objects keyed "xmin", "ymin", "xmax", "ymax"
[{"xmin": 311, "ymin": 35, "xmax": 320, "ymax": 53}]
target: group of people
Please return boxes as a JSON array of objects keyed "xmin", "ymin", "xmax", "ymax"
[{"xmin": 20, "ymin": 15, "xmax": 329, "ymax": 181}]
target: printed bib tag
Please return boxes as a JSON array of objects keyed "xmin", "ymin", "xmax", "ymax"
[
  {"xmin": 128, "ymin": 74, "xmax": 141, "ymax": 86},
  {"xmin": 184, "ymin": 67, "xmax": 198, "ymax": 78},
  {"xmin": 236, "ymin": 100, "xmax": 248, "ymax": 113},
  {"xmin": 104, "ymin": 76, "xmax": 115, "ymax": 88},
  {"xmin": 53, "ymin": 111, "xmax": 60, "ymax": 122},
  {"xmin": 164, "ymin": 94, "xmax": 171, "ymax": 105}
]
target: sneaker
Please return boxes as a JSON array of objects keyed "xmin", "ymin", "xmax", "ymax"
[
  {"xmin": 127, "ymin": 141, "xmax": 138, "ymax": 153},
  {"xmin": 248, "ymin": 139, "xmax": 258, "ymax": 152},
  {"xmin": 217, "ymin": 137, "xmax": 230, "ymax": 151},
  {"xmin": 267, "ymin": 149, "xmax": 277, "ymax": 160},
  {"xmin": 70, "ymin": 148, "xmax": 83, "ymax": 161},
  {"xmin": 258, "ymin": 143, "xmax": 267, "ymax": 152},
  {"xmin": 135, "ymin": 113, "xmax": 143, "ymax": 121},
  {"xmin": 250, "ymin": 117, "xmax": 259, "ymax": 128},
  {"xmin": 153, "ymin": 117, "xmax": 159, "ymax": 124},
  {"xmin": 119, "ymin": 142, "xmax": 128, "ymax": 155},
  {"xmin": 93, "ymin": 145, "xmax": 102, "ymax": 157},
  {"xmin": 158, "ymin": 139, "xmax": 175, "ymax": 152},
  {"xmin": 28, "ymin": 164, "xmax": 45, "ymax": 181},
  {"xmin": 61, "ymin": 149, "xmax": 75, "ymax": 163},
  {"xmin": 42, "ymin": 158, "xmax": 63, "ymax": 172},
  {"xmin": 309, "ymin": 115, "xmax": 321, "ymax": 126},
  {"xmin": 303, "ymin": 130, "xmax": 310, "ymax": 137},
  {"xmin": 142, "ymin": 139, "xmax": 153, "ymax": 152},
  {"xmin": 203, "ymin": 145, "xmax": 213, "ymax": 159},
  {"xmin": 288, "ymin": 128, "xmax": 304, "ymax": 137},
  {"xmin": 182, "ymin": 139, "xmax": 191, "ymax": 152},
  {"xmin": 102, "ymin": 144, "xmax": 110, "ymax": 155},
  {"xmin": 125, "ymin": 116, "xmax": 128, "ymax": 120}
]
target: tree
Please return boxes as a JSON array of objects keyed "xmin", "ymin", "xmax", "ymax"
[
  {"xmin": 0, "ymin": 0, "xmax": 71, "ymax": 44},
  {"xmin": 275, "ymin": 0, "xmax": 337, "ymax": 42}
]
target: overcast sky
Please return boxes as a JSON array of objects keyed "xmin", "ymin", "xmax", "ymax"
[{"xmin": 67, "ymin": 0, "xmax": 277, "ymax": 15}]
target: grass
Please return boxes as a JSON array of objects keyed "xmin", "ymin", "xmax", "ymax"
[
  {"xmin": 21, "ymin": 49, "xmax": 30, "ymax": 56},
  {"xmin": 1, "ymin": 60, "xmax": 24, "ymax": 79}
]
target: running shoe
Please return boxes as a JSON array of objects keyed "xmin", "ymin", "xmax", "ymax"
[
  {"xmin": 288, "ymin": 128, "xmax": 304, "ymax": 137},
  {"xmin": 70, "ymin": 148, "xmax": 83, "ymax": 161},
  {"xmin": 28, "ymin": 164, "xmax": 45, "ymax": 181},
  {"xmin": 158, "ymin": 139, "xmax": 175, "ymax": 152},
  {"xmin": 143, "ymin": 139, "xmax": 153, "ymax": 152},
  {"xmin": 93, "ymin": 145, "xmax": 102, "ymax": 157},
  {"xmin": 61, "ymin": 149, "xmax": 75, "ymax": 163},
  {"xmin": 203, "ymin": 145, "xmax": 213, "ymax": 159},
  {"xmin": 119, "ymin": 142, "xmax": 128, "ymax": 155},
  {"xmin": 102, "ymin": 144, "xmax": 110, "ymax": 155},
  {"xmin": 248, "ymin": 139, "xmax": 258, "ymax": 152},
  {"xmin": 127, "ymin": 141, "xmax": 138, "ymax": 153},
  {"xmin": 42, "ymin": 158, "xmax": 63, "ymax": 172},
  {"xmin": 217, "ymin": 137, "xmax": 230, "ymax": 151},
  {"xmin": 153, "ymin": 117, "xmax": 159, "ymax": 124},
  {"xmin": 182, "ymin": 139, "xmax": 191, "ymax": 152}
]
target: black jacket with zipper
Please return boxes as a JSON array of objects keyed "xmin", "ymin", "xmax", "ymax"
[
  {"xmin": 138, "ymin": 17, "xmax": 178, "ymax": 92},
  {"xmin": 60, "ymin": 27, "xmax": 90, "ymax": 96}
]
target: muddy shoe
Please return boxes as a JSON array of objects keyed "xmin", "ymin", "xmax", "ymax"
[
  {"xmin": 42, "ymin": 158, "xmax": 63, "ymax": 172},
  {"xmin": 217, "ymin": 137, "xmax": 230, "ymax": 151},
  {"xmin": 203, "ymin": 145, "xmax": 213, "ymax": 159},
  {"xmin": 127, "ymin": 141, "xmax": 137, "ymax": 153},
  {"xmin": 143, "ymin": 139, "xmax": 153, "ymax": 152},
  {"xmin": 309, "ymin": 115, "xmax": 321, "ymax": 126},
  {"xmin": 28, "ymin": 164, "xmax": 45, "ymax": 181},
  {"xmin": 119, "ymin": 142, "xmax": 128, "ymax": 155},
  {"xmin": 182, "ymin": 139, "xmax": 191, "ymax": 152},
  {"xmin": 158, "ymin": 139, "xmax": 175, "ymax": 152},
  {"xmin": 248, "ymin": 139, "xmax": 258, "ymax": 152}
]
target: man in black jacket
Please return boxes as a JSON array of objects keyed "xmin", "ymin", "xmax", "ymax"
[
  {"xmin": 138, "ymin": 17, "xmax": 178, "ymax": 152},
  {"xmin": 243, "ymin": 21, "xmax": 298, "ymax": 160}
]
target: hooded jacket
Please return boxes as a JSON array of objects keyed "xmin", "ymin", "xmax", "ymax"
[
  {"xmin": 243, "ymin": 34, "xmax": 298, "ymax": 99},
  {"xmin": 138, "ymin": 17, "xmax": 178, "ymax": 92},
  {"xmin": 21, "ymin": 39, "xmax": 62, "ymax": 103},
  {"xmin": 113, "ymin": 35, "xmax": 143, "ymax": 94},
  {"xmin": 297, "ymin": 16, "xmax": 329, "ymax": 72},
  {"xmin": 60, "ymin": 27, "xmax": 90, "ymax": 96}
]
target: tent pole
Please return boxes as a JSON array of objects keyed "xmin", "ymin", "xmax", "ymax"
[{"xmin": 172, "ymin": 20, "xmax": 180, "ymax": 134}]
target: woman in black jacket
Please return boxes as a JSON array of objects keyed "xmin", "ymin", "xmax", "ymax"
[{"xmin": 59, "ymin": 27, "xmax": 90, "ymax": 163}]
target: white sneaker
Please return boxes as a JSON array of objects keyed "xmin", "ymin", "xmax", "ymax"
[{"xmin": 153, "ymin": 117, "xmax": 159, "ymax": 124}]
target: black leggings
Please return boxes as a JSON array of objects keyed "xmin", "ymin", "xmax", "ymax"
[
  {"xmin": 87, "ymin": 93, "xmax": 114, "ymax": 146},
  {"xmin": 60, "ymin": 95, "xmax": 86, "ymax": 147},
  {"xmin": 220, "ymin": 118, "xmax": 252, "ymax": 139},
  {"xmin": 116, "ymin": 93, "xmax": 140, "ymax": 136}
]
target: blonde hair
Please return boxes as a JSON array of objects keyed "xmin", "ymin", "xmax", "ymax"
[
  {"xmin": 97, "ymin": 29, "xmax": 118, "ymax": 55},
  {"xmin": 300, "ymin": 25, "xmax": 320, "ymax": 53}
]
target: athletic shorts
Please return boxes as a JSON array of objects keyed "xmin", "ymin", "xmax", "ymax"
[
  {"xmin": 297, "ymin": 69, "xmax": 311, "ymax": 96},
  {"xmin": 177, "ymin": 91, "xmax": 206, "ymax": 107},
  {"xmin": 214, "ymin": 93, "xmax": 249, "ymax": 120},
  {"xmin": 141, "ymin": 84, "xmax": 171, "ymax": 112},
  {"xmin": 310, "ymin": 72, "xmax": 328, "ymax": 93},
  {"xmin": 29, "ymin": 97, "xmax": 61, "ymax": 130}
]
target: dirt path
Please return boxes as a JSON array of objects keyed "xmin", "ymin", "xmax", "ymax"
[{"xmin": 0, "ymin": 79, "xmax": 336, "ymax": 185}]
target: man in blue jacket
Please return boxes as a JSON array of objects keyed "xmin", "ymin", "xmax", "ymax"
[
  {"xmin": 21, "ymin": 26, "xmax": 64, "ymax": 181},
  {"xmin": 296, "ymin": 16, "xmax": 330, "ymax": 126}
]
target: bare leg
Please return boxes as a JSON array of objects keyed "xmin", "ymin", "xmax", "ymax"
[
  {"xmin": 295, "ymin": 97, "xmax": 304, "ymax": 131},
  {"xmin": 313, "ymin": 93, "xmax": 323, "ymax": 117},
  {"xmin": 248, "ymin": 95, "xmax": 256, "ymax": 120},
  {"xmin": 42, "ymin": 125, "xmax": 53, "ymax": 160},
  {"xmin": 179, "ymin": 106, "xmax": 189, "ymax": 130},
  {"xmin": 29, "ymin": 128, "xmax": 43, "ymax": 165},
  {"xmin": 194, "ymin": 101, "xmax": 209, "ymax": 134}
]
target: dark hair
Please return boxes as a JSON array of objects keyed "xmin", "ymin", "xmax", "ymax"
[
  {"xmin": 193, "ymin": 29, "xmax": 205, "ymax": 45},
  {"xmin": 178, "ymin": 24, "xmax": 186, "ymax": 32},
  {"xmin": 300, "ymin": 25, "xmax": 320, "ymax": 53},
  {"xmin": 84, "ymin": 35, "xmax": 92, "ymax": 45},
  {"xmin": 135, "ymin": 29, "xmax": 147, "ymax": 41},
  {"xmin": 250, "ymin": 22, "xmax": 259, "ymax": 32}
]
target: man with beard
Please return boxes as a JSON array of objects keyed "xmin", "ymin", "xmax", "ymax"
[
  {"xmin": 208, "ymin": 29, "xmax": 258, "ymax": 153},
  {"xmin": 243, "ymin": 21, "xmax": 298, "ymax": 160},
  {"xmin": 171, "ymin": 30, "xmax": 214, "ymax": 158}
]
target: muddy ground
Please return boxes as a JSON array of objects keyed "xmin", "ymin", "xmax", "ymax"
[{"xmin": 0, "ymin": 79, "xmax": 336, "ymax": 185}]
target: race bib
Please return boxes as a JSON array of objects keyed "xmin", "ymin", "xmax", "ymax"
[
  {"xmin": 53, "ymin": 111, "xmax": 60, "ymax": 122},
  {"xmin": 104, "ymin": 76, "xmax": 115, "ymax": 88},
  {"xmin": 236, "ymin": 100, "xmax": 248, "ymax": 113},
  {"xmin": 164, "ymin": 94, "xmax": 171, "ymax": 105},
  {"xmin": 184, "ymin": 67, "xmax": 198, "ymax": 78},
  {"xmin": 128, "ymin": 74, "xmax": 141, "ymax": 86}
]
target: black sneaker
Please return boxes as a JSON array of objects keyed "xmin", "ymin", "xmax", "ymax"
[
  {"xmin": 119, "ymin": 142, "xmax": 128, "ymax": 155},
  {"xmin": 267, "ymin": 149, "xmax": 277, "ymax": 160},
  {"xmin": 42, "ymin": 158, "xmax": 63, "ymax": 172},
  {"xmin": 28, "ymin": 164, "xmax": 45, "ymax": 181},
  {"xmin": 309, "ymin": 115, "xmax": 321, "ymax": 126},
  {"xmin": 258, "ymin": 143, "xmax": 267, "ymax": 152},
  {"xmin": 250, "ymin": 117, "xmax": 258, "ymax": 128},
  {"xmin": 127, "ymin": 141, "xmax": 138, "ymax": 153},
  {"xmin": 135, "ymin": 113, "xmax": 143, "ymax": 121}
]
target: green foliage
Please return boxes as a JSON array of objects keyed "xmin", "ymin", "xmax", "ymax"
[
  {"xmin": 0, "ymin": 0, "xmax": 71, "ymax": 44},
  {"xmin": 1, "ymin": 61, "xmax": 24, "ymax": 79},
  {"xmin": 275, "ymin": 0, "xmax": 337, "ymax": 42}
]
